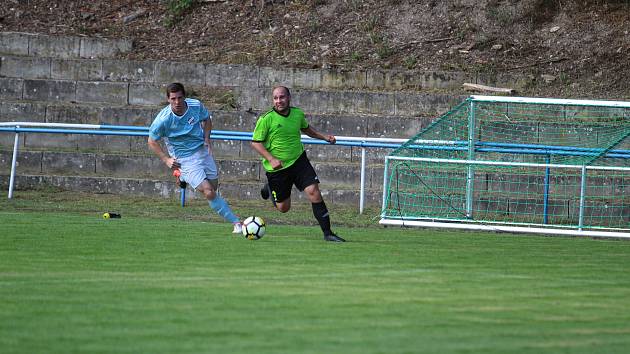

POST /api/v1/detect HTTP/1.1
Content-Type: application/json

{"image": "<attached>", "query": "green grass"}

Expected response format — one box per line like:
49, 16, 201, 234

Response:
1, 191, 630, 353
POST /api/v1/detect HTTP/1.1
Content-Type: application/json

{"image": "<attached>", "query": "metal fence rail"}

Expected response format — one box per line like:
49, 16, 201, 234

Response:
3, 122, 628, 215
1, 122, 406, 213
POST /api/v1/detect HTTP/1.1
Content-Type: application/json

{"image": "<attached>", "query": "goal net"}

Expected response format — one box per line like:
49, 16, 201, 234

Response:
380, 96, 630, 237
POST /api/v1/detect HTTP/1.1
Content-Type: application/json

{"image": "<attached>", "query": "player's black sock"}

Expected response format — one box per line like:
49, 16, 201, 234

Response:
312, 201, 332, 236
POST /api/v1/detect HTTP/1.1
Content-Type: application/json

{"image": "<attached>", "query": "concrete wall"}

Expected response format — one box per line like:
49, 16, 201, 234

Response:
1, 31, 527, 119
0, 31, 528, 206
1, 56, 465, 117
0, 31, 480, 91
0, 32, 133, 59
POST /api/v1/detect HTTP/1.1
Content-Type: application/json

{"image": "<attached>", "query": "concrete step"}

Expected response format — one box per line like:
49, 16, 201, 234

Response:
1, 53, 472, 90
0, 99, 157, 126
0, 75, 465, 117
0, 100, 432, 163
0, 32, 132, 59
0, 50, 477, 93
0, 31, 468, 207
0, 99, 435, 137
0, 144, 386, 207
1, 31, 529, 93
0, 149, 386, 190
0, 126, 396, 166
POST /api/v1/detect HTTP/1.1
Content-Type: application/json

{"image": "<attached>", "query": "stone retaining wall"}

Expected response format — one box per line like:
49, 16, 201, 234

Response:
0, 31, 528, 206
1, 32, 482, 92
0, 32, 133, 59
0, 76, 463, 117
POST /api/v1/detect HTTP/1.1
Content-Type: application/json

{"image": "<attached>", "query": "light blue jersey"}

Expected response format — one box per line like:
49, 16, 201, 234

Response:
149, 98, 210, 158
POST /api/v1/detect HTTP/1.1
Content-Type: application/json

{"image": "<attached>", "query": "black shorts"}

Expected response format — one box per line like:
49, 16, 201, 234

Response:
266, 151, 319, 203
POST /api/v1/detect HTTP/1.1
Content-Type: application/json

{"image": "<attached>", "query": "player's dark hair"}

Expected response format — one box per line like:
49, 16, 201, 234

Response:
166, 82, 186, 98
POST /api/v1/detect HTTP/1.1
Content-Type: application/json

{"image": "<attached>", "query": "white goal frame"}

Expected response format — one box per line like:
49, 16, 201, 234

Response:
380, 96, 630, 238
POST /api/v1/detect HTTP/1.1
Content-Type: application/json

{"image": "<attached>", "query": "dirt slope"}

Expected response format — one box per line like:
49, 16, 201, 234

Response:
1, 0, 629, 99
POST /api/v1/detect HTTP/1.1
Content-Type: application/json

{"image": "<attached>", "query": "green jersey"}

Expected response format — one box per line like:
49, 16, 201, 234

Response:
252, 107, 308, 172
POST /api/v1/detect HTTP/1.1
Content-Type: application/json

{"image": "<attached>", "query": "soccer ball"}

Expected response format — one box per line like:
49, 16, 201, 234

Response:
242, 216, 266, 240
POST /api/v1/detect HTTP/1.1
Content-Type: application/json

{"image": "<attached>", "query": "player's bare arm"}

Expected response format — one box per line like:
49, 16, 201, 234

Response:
301, 126, 336, 144
148, 137, 180, 170
203, 118, 213, 153
251, 141, 283, 170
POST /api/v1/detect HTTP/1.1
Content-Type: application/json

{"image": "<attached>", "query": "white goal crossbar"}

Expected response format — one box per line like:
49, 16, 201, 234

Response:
470, 95, 630, 108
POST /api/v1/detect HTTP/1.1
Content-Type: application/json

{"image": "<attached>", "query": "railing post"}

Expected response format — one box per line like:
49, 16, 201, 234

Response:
381, 157, 390, 217
8, 130, 20, 199
466, 100, 476, 219
543, 154, 551, 224
359, 144, 366, 214
578, 165, 587, 232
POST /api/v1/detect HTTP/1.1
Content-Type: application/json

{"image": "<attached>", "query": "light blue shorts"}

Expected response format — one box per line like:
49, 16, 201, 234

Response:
178, 146, 219, 189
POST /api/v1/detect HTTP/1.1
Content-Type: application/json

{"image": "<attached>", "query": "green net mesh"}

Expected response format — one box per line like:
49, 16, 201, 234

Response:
382, 97, 630, 231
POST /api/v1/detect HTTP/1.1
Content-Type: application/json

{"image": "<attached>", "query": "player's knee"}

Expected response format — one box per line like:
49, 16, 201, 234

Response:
277, 203, 290, 213
306, 190, 322, 202
278, 206, 290, 213
204, 189, 216, 200
310, 195, 323, 203
305, 185, 321, 198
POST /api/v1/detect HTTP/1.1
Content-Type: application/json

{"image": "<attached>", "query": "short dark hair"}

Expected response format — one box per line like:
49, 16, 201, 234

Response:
166, 82, 186, 98
273, 85, 291, 97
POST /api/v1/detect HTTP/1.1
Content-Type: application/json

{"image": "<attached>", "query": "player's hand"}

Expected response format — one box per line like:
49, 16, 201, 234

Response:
270, 158, 283, 170
166, 157, 181, 170
326, 135, 336, 144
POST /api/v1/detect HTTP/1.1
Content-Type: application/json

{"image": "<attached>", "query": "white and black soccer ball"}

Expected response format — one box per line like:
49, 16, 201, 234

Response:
242, 216, 266, 240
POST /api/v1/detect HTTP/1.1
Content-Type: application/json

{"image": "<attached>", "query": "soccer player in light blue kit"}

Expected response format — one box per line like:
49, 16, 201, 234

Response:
148, 82, 242, 234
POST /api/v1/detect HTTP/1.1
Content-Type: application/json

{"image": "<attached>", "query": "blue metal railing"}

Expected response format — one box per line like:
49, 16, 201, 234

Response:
2, 122, 628, 215
1, 122, 406, 213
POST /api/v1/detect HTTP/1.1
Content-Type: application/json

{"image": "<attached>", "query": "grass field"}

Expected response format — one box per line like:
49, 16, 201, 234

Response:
1, 190, 630, 353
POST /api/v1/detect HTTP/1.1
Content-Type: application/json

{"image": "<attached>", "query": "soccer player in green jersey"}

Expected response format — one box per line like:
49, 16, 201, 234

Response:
251, 86, 345, 242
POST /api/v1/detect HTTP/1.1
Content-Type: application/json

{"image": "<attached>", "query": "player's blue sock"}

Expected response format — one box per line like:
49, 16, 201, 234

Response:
209, 195, 239, 224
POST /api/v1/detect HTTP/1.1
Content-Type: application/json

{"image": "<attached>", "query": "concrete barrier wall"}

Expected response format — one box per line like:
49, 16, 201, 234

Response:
0, 148, 385, 185
0, 32, 133, 59
0, 100, 156, 125
4, 149, 627, 196
0, 32, 533, 119
0, 76, 463, 118
0, 30, 477, 92
0, 173, 385, 206
0, 31, 472, 125
0, 99, 430, 164
1, 31, 524, 92
2, 54, 471, 92
0, 31, 529, 205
